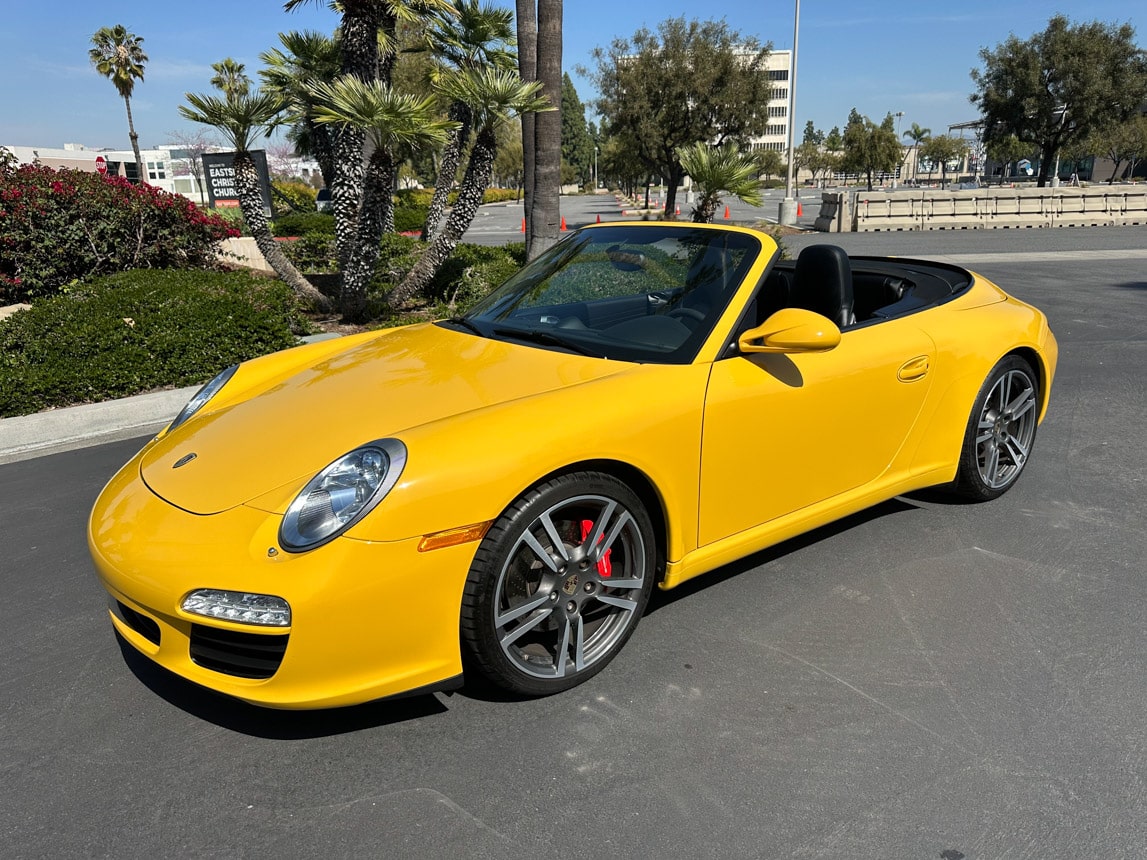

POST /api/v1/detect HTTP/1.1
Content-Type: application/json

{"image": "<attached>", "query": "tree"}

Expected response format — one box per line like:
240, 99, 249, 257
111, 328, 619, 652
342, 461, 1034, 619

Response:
561, 73, 594, 186
165, 127, 216, 203
971, 15, 1147, 187
260, 30, 342, 190
986, 133, 1031, 184
514, 0, 563, 259
418, 0, 516, 241
211, 58, 251, 99
179, 90, 330, 311
589, 17, 772, 218
801, 120, 824, 146
493, 118, 525, 191
1088, 116, 1147, 183
392, 67, 550, 304
89, 25, 148, 181
824, 126, 843, 152
598, 124, 644, 198
754, 148, 784, 182
902, 122, 930, 181
283, 0, 454, 266
840, 109, 901, 191
310, 77, 455, 319
677, 143, 762, 222
918, 134, 968, 189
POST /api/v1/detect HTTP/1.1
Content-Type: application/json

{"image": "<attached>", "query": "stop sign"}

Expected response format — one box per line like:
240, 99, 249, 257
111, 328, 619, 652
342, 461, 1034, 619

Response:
95, 155, 107, 175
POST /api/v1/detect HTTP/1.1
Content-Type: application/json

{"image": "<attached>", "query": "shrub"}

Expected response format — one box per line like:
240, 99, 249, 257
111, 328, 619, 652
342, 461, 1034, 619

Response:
367, 236, 524, 319
272, 179, 318, 213
0, 269, 309, 418
0, 164, 238, 303
395, 188, 434, 208
271, 211, 335, 237
394, 205, 428, 234
207, 205, 249, 236
280, 231, 339, 273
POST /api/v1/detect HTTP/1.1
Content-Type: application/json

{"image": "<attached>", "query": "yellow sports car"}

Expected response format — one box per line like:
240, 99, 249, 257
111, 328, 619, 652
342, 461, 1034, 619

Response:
89, 222, 1057, 708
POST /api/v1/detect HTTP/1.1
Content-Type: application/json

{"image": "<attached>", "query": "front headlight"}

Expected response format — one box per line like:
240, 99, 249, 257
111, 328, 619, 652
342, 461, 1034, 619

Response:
279, 439, 407, 552
167, 364, 239, 433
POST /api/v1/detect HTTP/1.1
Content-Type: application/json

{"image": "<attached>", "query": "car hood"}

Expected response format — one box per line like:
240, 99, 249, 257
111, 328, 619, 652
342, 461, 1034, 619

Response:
141, 324, 624, 515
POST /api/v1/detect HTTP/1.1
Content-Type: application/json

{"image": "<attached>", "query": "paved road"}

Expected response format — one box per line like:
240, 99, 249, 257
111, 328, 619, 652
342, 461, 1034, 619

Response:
3, 227, 1147, 857
461, 190, 819, 246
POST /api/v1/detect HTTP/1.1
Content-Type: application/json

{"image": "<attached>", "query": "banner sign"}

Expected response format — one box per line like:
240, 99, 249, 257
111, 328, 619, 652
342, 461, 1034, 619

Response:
202, 150, 273, 214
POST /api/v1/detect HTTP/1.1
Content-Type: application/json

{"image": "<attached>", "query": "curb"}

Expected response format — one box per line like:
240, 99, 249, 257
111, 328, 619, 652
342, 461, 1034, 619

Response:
0, 333, 346, 467
0, 385, 199, 466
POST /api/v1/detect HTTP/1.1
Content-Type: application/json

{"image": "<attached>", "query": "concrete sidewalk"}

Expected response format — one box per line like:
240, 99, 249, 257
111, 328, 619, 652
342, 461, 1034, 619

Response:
0, 385, 199, 465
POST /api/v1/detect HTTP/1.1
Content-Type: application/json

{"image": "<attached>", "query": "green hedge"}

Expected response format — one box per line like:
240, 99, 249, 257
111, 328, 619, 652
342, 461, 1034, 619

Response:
0, 269, 309, 418
271, 211, 335, 237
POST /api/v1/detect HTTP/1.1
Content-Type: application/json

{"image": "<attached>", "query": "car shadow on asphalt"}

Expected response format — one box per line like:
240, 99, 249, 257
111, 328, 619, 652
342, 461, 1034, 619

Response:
644, 496, 922, 614
115, 633, 449, 737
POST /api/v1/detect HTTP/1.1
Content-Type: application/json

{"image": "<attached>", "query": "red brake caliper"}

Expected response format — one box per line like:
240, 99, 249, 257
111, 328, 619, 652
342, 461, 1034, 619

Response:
580, 520, 612, 578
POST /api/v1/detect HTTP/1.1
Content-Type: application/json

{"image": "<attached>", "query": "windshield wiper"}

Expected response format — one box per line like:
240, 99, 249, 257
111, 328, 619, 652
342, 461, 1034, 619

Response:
445, 316, 486, 336
491, 326, 605, 358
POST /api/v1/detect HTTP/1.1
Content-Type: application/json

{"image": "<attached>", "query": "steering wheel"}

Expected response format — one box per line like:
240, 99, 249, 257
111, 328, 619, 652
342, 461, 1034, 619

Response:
666, 307, 706, 327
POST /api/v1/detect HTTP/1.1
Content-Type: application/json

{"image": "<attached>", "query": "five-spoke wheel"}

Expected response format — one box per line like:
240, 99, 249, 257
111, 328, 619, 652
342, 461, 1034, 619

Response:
955, 355, 1039, 500
461, 472, 655, 695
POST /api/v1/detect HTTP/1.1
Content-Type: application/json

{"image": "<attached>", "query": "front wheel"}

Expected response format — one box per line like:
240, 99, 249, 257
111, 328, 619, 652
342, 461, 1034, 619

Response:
953, 355, 1039, 500
461, 472, 655, 696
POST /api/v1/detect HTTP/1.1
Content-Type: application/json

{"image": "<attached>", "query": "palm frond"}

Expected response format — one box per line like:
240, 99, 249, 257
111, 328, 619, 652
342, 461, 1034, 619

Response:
179, 90, 287, 152
308, 76, 457, 150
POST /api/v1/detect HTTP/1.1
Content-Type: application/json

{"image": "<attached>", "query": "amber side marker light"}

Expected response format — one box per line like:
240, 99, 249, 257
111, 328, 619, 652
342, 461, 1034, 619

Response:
418, 522, 492, 553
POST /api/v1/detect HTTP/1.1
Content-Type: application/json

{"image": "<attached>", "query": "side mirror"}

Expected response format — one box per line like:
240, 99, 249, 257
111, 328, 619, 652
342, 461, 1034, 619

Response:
738, 307, 841, 354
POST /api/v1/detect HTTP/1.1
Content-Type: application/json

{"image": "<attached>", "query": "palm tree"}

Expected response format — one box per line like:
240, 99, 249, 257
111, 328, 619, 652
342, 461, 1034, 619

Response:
677, 143, 763, 223
210, 58, 251, 100
419, 0, 516, 241
310, 77, 456, 321
89, 25, 148, 181
514, 1, 537, 251
529, 0, 562, 258
392, 67, 550, 306
260, 30, 342, 190
284, 0, 456, 270
179, 90, 330, 311
903, 122, 931, 182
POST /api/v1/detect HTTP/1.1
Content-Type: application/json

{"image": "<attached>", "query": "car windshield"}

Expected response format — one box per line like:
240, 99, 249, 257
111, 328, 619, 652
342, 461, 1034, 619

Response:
446, 225, 763, 364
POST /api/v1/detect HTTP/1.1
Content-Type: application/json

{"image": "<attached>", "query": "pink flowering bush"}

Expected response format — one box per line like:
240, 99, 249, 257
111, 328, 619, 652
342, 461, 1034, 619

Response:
0, 164, 239, 303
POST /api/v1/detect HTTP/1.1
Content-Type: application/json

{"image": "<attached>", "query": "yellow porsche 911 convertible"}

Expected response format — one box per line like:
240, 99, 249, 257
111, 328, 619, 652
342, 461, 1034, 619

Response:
89, 222, 1057, 708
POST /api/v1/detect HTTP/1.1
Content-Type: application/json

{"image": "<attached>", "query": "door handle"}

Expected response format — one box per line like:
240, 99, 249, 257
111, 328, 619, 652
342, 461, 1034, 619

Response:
897, 355, 930, 382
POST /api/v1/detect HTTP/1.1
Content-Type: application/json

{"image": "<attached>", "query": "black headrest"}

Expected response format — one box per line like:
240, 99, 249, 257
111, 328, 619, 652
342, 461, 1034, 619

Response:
793, 244, 854, 328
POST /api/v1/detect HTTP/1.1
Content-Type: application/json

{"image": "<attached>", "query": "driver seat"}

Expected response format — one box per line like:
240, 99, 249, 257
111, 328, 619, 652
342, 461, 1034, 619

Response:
791, 244, 855, 328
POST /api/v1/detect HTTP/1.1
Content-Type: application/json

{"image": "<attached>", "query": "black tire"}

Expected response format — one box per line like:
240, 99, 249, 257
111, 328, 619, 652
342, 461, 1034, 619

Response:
461, 471, 656, 696
953, 355, 1039, 501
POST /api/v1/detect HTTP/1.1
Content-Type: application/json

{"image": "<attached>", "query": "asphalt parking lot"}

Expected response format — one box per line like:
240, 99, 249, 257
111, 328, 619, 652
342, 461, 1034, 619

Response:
2, 225, 1146, 858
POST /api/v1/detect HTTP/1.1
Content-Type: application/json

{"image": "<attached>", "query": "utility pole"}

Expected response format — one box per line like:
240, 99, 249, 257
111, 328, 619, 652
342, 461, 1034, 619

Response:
778, 0, 800, 226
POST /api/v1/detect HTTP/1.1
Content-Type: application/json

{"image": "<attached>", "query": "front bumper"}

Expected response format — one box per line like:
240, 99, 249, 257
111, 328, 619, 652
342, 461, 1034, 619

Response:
88, 453, 474, 709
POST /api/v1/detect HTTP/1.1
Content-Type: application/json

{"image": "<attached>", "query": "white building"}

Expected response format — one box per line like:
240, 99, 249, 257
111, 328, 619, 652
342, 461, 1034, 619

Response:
747, 49, 792, 154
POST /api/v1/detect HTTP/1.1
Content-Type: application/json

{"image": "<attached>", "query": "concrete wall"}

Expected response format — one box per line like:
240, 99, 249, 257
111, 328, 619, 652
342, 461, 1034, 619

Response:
820, 186, 1147, 232
218, 237, 273, 273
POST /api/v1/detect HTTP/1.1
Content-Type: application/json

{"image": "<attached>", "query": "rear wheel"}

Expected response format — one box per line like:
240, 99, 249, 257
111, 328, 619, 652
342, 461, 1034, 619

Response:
461, 472, 655, 695
953, 355, 1039, 500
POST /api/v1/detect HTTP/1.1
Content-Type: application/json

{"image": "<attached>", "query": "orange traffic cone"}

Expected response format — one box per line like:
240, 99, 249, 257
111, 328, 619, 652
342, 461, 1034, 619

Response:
723, 205, 730, 220
797, 201, 803, 217
560, 216, 567, 231
675, 205, 680, 216
596, 214, 601, 223
520, 217, 526, 233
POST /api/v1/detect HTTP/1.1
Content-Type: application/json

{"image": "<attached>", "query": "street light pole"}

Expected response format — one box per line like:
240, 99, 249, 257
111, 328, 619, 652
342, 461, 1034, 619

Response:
779, 0, 800, 226
893, 111, 904, 188
594, 146, 598, 190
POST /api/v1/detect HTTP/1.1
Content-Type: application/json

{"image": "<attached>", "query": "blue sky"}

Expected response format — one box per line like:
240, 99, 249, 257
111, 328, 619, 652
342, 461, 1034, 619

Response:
0, 0, 1140, 151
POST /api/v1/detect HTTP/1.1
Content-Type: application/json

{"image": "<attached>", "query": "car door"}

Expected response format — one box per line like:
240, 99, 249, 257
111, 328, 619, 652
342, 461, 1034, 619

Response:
697, 318, 936, 547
